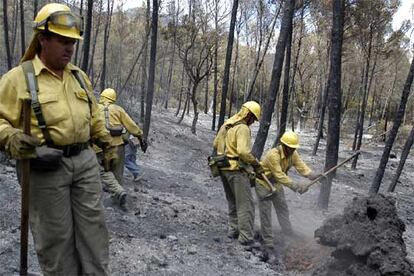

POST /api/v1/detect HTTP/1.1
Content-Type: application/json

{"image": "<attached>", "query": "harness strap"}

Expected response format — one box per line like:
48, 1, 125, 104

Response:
72, 70, 93, 117
21, 61, 93, 146
21, 61, 54, 146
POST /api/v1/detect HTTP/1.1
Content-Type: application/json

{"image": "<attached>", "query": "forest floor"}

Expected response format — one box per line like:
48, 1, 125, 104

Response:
0, 107, 413, 275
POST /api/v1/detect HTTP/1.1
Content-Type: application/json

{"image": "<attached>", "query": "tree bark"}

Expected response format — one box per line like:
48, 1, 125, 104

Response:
100, 0, 114, 91
388, 125, 414, 192
140, 0, 151, 123
212, 0, 219, 131
19, 0, 26, 56
143, 0, 159, 139
317, 0, 345, 209
274, 21, 293, 147
74, 0, 83, 65
218, 0, 239, 129
252, 0, 295, 159
352, 25, 373, 169
3, 0, 12, 70
81, 0, 93, 72
370, 56, 414, 194
33, 0, 38, 19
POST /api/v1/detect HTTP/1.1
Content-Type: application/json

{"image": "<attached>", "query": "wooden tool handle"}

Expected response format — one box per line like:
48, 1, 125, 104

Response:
304, 151, 361, 190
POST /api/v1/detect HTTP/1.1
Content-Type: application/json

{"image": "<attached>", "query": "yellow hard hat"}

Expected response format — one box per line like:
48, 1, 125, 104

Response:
33, 3, 83, 40
280, 131, 299, 148
101, 88, 117, 102
242, 101, 261, 120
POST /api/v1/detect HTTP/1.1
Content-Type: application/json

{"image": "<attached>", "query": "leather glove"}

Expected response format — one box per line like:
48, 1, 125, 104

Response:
6, 131, 40, 159
139, 137, 148, 153
307, 172, 322, 181
103, 146, 118, 171
35, 146, 63, 162
253, 164, 264, 178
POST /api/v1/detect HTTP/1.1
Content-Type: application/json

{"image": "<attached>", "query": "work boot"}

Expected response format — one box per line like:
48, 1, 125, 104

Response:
259, 246, 278, 263
239, 240, 261, 252
118, 192, 127, 210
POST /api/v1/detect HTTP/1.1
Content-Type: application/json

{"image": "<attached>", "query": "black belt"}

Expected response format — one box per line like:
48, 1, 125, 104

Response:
52, 142, 90, 157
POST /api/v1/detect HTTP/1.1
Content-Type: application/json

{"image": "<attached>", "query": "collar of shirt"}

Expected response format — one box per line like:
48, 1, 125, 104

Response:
32, 54, 78, 78
277, 145, 287, 160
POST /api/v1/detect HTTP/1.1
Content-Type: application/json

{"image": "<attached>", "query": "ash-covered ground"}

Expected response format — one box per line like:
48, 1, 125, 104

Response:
0, 108, 413, 275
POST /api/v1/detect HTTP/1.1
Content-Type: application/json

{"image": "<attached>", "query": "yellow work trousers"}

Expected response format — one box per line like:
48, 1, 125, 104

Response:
25, 148, 110, 275
220, 170, 255, 243
255, 183, 293, 248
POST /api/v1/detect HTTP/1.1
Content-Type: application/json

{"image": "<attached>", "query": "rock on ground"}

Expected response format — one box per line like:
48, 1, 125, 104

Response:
313, 194, 414, 276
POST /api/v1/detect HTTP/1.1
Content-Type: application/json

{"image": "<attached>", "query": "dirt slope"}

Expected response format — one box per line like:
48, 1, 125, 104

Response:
0, 108, 413, 275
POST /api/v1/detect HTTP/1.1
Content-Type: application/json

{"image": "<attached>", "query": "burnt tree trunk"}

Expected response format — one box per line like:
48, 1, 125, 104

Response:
252, 0, 295, 158
370, 56, 414, 194
140, 0, 151, 123
3, 0, 12, 70
388, 125, 414, 192
19, 0, 26, 56
212, 0, 219, 131
143, 0, 159, 139
318, 0, 345, 209
100, 0, 114, 91
81, 0, 93, 72
218, 0, 239, 129
274, 21, 293, 147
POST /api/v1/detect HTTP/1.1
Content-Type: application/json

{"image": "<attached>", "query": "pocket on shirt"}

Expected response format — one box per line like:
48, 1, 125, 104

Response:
74, 89, 91, 121
37, 94, 66, 125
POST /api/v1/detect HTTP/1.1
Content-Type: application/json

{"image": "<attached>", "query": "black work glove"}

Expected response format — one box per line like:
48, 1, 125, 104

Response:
139, 137, 148, 153
253, 164, 264, 177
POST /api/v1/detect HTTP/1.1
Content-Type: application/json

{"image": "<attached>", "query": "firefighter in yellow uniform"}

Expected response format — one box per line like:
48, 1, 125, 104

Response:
0, 3, 115, 275
97, 88, 147, 187
256, 131, 319, 250
213, 101, 264, 249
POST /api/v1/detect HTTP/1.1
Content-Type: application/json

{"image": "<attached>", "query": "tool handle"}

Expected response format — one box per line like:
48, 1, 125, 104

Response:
20, 99, 31, 275
261, 173, 276, 192
303, 151, 361, 190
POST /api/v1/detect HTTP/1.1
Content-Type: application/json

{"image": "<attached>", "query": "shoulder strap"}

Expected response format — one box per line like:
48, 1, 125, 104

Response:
103, 104, 112, 129
21, 61, 54, 146
72, 70, 92, 116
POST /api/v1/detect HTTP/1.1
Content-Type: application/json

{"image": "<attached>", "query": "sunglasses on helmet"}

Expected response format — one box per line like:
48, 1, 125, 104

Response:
34, 11, 84, 35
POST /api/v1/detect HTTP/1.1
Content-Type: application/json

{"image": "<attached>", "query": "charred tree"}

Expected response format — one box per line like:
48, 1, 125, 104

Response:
143, 0, 159, 139
388, 125, 414, 192
3, 0, 12, 70
252, 0, 295, 158
212, 0, 219, 131
370, 56, 414, 194
74, 0, 83, 65
274, 20, 293, 146
100, 0, 114, 91
19, 0, 26, 56
218, 0, 239, 129
317, 0, 345, 209
81, 0, 93, 72
140, 0, 151, 123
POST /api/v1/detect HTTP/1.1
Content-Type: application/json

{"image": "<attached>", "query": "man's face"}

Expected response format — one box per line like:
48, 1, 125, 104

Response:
246, 113, 257, 126
39, 33, 76, 71
283, 144, 296, 157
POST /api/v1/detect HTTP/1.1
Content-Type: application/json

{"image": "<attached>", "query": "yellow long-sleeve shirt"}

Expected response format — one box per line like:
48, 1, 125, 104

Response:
0, 55, 110, 147
257, 145, 312, 190
98, 99, 143, 147
213, 122, 257, 170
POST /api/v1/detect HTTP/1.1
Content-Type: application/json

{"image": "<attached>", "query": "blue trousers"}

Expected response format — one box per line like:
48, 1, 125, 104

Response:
125, 147, 140, 177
